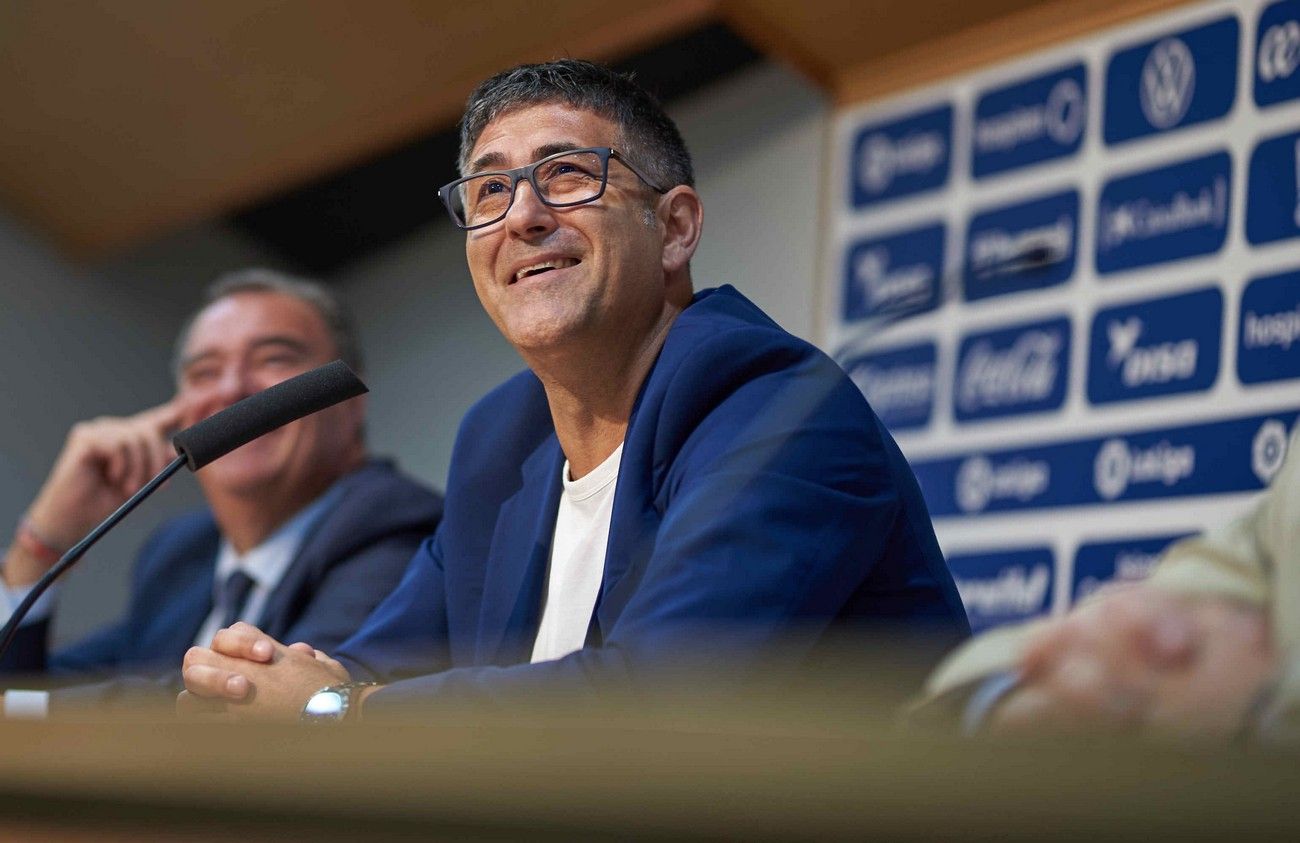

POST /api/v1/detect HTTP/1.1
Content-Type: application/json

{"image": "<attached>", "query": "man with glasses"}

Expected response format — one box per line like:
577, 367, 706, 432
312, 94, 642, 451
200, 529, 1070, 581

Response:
178, 60, 967, 723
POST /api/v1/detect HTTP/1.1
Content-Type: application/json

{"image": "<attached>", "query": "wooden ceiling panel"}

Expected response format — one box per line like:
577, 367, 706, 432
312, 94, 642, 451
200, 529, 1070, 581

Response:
0, 0, 1198, 261
0, 0, 715, 258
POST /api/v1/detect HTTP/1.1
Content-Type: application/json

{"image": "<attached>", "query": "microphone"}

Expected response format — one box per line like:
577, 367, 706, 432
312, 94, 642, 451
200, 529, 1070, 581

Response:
173, 359, 367, 470
0, 360, 368, 661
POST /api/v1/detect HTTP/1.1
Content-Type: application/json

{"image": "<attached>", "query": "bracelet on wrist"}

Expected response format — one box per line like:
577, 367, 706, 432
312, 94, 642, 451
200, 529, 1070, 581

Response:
14, 518, 65, 566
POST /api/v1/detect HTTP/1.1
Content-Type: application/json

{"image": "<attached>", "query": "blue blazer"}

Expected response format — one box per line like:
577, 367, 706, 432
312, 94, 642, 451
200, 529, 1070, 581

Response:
1, 461, 442, 692
339, 287, 968, 714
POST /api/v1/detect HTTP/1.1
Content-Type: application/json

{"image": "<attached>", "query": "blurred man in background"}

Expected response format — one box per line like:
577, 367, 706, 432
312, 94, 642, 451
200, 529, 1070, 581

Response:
179, 59, 968, 723
919, 426, 1300, 743
1, 269, 442, 715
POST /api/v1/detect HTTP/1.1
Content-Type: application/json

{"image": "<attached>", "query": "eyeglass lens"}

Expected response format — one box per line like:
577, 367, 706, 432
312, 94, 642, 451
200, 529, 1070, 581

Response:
453, 150, 606, 227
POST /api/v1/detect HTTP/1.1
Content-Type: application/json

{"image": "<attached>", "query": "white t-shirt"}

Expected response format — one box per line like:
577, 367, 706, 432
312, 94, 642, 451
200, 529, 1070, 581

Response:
530, 443, 623, 664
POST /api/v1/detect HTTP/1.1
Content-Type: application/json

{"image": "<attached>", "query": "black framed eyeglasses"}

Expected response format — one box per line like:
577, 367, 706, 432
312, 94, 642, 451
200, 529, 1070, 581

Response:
438, 146, 668, 230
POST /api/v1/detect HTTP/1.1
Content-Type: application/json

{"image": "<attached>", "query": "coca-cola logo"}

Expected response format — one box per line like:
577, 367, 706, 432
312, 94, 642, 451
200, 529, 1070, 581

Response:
956, 329, 1065, 414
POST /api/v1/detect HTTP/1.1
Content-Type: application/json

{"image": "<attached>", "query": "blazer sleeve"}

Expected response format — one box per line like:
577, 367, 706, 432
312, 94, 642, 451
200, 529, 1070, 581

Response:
276, 527, 431, 657
334, 531, 453, 683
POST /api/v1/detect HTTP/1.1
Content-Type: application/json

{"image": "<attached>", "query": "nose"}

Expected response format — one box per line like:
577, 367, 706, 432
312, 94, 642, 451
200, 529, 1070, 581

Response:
503, 177, 557, 239
212, 363, 257, 408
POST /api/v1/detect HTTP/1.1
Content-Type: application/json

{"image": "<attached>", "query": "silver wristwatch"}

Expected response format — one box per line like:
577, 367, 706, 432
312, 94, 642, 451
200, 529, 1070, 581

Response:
301, 681, 376, 724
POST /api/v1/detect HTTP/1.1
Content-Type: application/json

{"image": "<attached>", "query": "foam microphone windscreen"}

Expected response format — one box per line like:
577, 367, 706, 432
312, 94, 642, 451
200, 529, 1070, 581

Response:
171, 360, 367, 471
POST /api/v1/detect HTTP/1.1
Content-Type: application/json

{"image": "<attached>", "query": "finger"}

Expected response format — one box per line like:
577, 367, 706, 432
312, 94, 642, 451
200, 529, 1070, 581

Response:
1019, 618, 1078, 679
126, 432, 152, 491
314, 650, 344, 672
182, 662, 251, 700
288, 642, 316, 656
102, 437, 127, 488
176, 690, 234, 721
211, 625, 277, 662
1096, 590, 1196, 669
146, 398, 186, 432
1039, 654, 1145, 727
991, 685, 1076, 734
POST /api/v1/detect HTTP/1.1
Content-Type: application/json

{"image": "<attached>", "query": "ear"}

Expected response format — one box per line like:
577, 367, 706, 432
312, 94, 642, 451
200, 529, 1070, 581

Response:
658, 186, 703, 276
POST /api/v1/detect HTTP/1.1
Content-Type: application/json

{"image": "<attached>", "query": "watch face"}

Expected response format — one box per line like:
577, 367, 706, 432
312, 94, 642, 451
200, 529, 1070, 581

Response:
304, 690, 345, 718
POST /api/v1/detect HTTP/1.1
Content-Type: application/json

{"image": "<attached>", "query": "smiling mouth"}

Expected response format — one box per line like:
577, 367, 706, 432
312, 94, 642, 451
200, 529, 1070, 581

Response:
513, 258, 580, 284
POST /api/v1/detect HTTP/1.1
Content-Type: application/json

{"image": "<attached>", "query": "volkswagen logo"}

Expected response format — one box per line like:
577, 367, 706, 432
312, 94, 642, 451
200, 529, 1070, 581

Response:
1140, 38, 1196, 129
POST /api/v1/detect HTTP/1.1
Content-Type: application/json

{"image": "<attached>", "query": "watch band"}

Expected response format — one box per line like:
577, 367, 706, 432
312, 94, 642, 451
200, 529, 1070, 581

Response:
300, 681, 377, 725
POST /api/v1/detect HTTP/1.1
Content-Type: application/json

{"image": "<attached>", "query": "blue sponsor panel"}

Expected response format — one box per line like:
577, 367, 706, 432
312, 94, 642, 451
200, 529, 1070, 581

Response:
1096, 151, 1231, 274
1072, 534, 1191, 605
1239, 269, 1300, 384
841, 223, 944, 324
849, 105, 953, 208
1087, 287, 1223, 404
1256, 0, 1300, 108
1247, 131, 1300, 245
1103, 16, 1239, 145
912, 409, 1299, 517
841, 342, 937, 432
953, 316, 1071, 422
972, 62, 1087, 178
964, 190, 1079, 301
948, 548, 1054, 632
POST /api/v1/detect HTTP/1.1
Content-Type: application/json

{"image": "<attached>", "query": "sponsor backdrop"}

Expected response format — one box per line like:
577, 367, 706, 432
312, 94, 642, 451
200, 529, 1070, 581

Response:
827, 0, 1300, 632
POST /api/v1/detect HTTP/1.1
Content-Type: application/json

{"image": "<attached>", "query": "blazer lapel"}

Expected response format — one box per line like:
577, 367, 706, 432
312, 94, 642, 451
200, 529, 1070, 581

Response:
475, 435, 565, 666
136, 545, 218, 660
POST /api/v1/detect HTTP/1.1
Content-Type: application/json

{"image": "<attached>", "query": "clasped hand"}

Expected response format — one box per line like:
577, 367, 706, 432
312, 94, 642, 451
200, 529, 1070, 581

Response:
992, 585, 1276, 739
178, 622, 350, 721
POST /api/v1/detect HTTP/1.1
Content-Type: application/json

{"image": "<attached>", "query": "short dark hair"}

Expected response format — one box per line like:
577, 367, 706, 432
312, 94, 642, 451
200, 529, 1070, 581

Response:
458, 59, 694, 191
172, 268, 363, 378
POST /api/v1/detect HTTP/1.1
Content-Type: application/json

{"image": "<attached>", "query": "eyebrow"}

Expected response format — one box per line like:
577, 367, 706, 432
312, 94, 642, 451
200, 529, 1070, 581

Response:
179, 336, 312, 371
468, 142, 585, 174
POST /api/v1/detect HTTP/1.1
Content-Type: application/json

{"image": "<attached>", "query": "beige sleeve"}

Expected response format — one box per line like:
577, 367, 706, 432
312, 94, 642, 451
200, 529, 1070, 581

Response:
920, 425, 1299, 707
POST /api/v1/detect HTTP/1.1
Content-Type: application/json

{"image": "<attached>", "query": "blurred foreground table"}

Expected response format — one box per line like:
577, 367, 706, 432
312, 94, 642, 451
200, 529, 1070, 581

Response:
0, 694, 1297, 841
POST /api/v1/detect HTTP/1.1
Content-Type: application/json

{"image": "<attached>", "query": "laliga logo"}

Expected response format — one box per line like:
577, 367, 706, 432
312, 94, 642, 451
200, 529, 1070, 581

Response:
1140, 37, 1196, 129
1094, 437, 1195, 501
857, 130, 945, 195
956, 456, 995, 513
956, 455, 1050, 513
1260, 20, 1300, 83
1252, 420, 1290, 484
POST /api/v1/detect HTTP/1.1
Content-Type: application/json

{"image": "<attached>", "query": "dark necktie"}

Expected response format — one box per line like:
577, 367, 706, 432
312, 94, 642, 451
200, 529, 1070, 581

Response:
218, 570, 257, 630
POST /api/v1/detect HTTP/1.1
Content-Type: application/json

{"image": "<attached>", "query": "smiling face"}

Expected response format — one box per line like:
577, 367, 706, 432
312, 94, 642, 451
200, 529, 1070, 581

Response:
463, 103, 674, 358
176, 290, 365, 505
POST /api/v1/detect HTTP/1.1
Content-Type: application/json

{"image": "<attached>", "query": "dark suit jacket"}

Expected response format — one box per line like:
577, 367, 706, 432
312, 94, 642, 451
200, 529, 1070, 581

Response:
337, 287, 968, 715
1, 461, 442, 699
